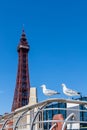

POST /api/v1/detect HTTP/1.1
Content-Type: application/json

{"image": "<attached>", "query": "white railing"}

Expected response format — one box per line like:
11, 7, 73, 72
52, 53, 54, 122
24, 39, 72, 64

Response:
0, 98, 87, 130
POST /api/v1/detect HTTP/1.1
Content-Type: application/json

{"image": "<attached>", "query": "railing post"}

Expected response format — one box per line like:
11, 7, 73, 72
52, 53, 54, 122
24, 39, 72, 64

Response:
30, 103, 48, 130
14, 109, 29, 130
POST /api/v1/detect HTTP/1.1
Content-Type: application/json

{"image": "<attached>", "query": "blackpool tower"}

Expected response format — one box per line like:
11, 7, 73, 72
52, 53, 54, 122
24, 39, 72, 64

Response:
11, 30, 30, 111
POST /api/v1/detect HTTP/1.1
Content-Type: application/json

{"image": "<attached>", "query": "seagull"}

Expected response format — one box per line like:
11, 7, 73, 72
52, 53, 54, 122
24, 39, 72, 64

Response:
61, 83, 81, 97
41, 84, 60, 97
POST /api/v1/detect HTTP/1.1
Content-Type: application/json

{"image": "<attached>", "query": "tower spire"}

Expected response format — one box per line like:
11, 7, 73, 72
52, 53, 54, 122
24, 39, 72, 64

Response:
11, 30, 30, 111
22, 24, 25, 32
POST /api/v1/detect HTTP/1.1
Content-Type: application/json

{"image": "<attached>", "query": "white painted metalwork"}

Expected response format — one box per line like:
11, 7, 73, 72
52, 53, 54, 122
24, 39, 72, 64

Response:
0, 98, 87, 130
50, 123, 57, 130
14, 109, 29, 130
62, 113, 76, 130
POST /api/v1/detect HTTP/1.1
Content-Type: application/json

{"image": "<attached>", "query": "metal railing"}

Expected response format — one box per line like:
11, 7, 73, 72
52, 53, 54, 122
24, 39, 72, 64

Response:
0, 98, 87, 130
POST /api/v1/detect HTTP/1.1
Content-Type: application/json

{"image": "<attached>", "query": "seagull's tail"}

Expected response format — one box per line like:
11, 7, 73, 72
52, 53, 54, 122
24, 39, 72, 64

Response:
57, 92, 60, 94
77, 92, 81, 95
78, 92, 82, 98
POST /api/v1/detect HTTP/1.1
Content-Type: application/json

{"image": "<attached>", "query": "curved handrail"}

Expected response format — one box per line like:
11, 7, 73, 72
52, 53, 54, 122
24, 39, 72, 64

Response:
1, 114, 14, 130
1, 98, 87, 130
50, 123, 57, 130
14, 109, 29, 130
30, 103, 48, 130
62, 113, 76, 130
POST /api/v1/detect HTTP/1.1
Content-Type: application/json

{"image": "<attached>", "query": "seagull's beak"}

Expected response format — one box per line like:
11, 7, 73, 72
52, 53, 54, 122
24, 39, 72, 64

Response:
61, 83, 64, 87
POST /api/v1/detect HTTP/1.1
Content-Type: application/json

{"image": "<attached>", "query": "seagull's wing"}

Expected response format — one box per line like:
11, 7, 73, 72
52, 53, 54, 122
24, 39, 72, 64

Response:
47, 88, 56, 92
65, 87, 79, 95
43, 89, 53, 96
43, 88, 59, 96
46, 88, 60, 94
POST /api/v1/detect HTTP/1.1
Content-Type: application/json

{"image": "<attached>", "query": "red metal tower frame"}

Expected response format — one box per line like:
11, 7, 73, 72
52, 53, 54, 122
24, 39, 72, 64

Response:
11, 30, 30, 111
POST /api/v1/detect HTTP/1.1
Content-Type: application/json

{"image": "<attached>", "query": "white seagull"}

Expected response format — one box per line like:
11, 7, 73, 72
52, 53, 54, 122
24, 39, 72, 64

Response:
61, 83, 80, 97
41, 84, 60, 97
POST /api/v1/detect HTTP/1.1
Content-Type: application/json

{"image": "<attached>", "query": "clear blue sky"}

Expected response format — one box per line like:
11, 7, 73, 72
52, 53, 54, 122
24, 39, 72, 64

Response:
0, 0, 87, 115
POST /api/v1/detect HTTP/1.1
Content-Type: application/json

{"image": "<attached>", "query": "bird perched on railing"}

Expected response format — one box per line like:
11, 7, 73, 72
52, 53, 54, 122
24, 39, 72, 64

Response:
41, 84, 60, 97
61, 83, 81, 97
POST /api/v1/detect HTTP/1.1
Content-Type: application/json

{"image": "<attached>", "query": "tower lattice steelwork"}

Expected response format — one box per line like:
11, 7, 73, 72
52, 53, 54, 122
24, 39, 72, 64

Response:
11, 30, 30, 111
